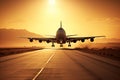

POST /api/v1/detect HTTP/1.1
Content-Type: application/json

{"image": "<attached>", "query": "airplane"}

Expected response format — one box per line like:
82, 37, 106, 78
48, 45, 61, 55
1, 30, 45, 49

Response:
26, 21, 105, 47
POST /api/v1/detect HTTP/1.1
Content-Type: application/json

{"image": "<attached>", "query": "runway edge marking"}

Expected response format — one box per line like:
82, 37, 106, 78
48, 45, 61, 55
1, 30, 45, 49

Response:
32, 53, 55, 80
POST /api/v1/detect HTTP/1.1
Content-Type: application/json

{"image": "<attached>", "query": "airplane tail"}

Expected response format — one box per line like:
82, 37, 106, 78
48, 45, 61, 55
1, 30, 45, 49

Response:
60, 21, 62, 28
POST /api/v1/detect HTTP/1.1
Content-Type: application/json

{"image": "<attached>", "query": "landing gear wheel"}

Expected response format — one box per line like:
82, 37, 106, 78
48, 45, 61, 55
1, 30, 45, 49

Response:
52, 45, 55, 47
68, 41, 71, 47
52, 41, 55, 47
68, 44, 71, 47
60, 44, 63, 47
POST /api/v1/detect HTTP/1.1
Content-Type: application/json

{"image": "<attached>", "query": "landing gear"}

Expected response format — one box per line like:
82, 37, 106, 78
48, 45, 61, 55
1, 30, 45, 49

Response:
60, 44, 63, 47
52, 45, 55, 47
68, 41, 71, 47
68, 44, 71, 47
51, 41, 55, 47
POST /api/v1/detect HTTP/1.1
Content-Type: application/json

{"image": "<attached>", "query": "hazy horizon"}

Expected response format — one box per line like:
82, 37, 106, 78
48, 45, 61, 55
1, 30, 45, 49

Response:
0, 28, 120, 48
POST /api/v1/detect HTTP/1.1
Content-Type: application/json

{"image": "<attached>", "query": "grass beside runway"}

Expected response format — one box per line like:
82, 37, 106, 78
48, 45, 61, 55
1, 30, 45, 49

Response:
76, 47, 120, 61
0, 47, 43, 57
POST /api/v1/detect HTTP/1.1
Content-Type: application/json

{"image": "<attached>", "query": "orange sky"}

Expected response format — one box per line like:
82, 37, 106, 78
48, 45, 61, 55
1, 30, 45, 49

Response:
0, 0, 120, 39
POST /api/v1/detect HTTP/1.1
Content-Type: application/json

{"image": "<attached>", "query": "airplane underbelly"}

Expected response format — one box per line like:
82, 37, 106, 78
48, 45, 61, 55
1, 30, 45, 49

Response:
56, 29, 66, 44
56, 37, 66, 44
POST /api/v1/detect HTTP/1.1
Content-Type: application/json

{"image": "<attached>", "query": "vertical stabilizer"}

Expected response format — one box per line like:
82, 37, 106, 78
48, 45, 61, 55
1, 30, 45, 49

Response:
60, 21, 62, 28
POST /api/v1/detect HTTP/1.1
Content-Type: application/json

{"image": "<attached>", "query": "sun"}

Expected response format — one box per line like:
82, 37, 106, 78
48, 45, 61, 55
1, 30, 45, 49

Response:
49, 0, 55, 5
48, 0, 57, 14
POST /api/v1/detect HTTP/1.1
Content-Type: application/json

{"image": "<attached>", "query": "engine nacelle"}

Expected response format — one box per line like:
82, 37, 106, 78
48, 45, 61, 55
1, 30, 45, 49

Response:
73, 40, 77, 43
81, 39, 85, 42
29, 39, 33, 42
90, 38, 94, 42
46, 40, 50, 43
39, 40, 42, 43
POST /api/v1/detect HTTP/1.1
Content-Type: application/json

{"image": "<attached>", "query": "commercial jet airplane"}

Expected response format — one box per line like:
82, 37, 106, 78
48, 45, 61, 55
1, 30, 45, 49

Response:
27, 21, 105, 47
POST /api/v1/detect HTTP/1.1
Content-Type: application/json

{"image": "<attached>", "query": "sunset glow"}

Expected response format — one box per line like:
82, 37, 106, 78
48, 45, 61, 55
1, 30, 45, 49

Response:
0, 0, 120, 39
49, 0, 55, 5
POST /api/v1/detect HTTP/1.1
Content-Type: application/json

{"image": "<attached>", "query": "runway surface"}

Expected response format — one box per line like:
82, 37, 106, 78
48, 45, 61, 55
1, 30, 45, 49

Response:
0, 49, 120, 80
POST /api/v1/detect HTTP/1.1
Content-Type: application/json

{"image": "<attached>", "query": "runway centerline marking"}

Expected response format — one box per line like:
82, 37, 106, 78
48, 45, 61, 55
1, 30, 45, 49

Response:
32, 53, 55, 80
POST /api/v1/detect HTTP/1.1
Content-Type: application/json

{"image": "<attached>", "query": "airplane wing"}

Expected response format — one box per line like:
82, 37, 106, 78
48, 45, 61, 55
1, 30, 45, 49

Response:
21, 37, 56, 43
67, 36, 105, 42
67, 34, 77, 37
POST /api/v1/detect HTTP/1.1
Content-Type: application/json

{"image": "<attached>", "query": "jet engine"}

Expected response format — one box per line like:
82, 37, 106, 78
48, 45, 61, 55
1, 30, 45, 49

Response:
29, 39, 33, 42
46, 40, 50, 43
90, 38, 94, 42
81, 39, 85, 42
73, 40, 77, 43
39, 40, 42, 43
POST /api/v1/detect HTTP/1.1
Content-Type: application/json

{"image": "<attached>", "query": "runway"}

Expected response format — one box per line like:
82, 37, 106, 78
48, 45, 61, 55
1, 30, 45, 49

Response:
0, 49, 120, 80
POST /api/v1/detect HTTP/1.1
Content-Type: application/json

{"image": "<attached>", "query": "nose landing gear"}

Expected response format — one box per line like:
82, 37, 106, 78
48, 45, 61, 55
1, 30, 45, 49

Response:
68, 41, 71, 47
68, 44, 71, 47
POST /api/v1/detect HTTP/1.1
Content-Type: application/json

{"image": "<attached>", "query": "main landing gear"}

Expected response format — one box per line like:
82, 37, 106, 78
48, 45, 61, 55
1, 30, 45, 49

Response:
52, 45, 55, 47
60, 44, 63, 47
51, 42, 55, 47
68, 41, 71, 47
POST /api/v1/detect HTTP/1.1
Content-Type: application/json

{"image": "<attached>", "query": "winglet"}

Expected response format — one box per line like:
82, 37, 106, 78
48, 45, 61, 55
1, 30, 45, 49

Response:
60, 21, 62, 28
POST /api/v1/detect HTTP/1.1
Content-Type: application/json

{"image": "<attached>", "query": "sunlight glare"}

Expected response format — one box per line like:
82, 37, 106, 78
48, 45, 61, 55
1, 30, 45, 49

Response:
49, 0, 55, 5
48, 0, 57, 15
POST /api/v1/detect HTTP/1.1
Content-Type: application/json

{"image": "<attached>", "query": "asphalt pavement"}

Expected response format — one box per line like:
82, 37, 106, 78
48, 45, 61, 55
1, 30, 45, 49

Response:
0, 49, 120, 80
